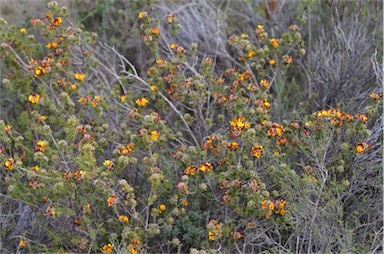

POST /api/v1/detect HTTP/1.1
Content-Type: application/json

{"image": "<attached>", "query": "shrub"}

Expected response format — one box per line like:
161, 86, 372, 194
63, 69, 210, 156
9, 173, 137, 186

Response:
0, 1, 382, 253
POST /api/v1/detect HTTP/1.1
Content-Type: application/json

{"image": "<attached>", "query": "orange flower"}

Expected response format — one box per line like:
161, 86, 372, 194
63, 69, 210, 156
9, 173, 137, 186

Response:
251, 145, 263, 158
136, 97, 148, 106
4, 125, 12, 132
355, 142, 370, 154
277, 136, 287, 145
107, 194, 118, 207
151, 27, 159, 35
267, 124, 285, 137
269, 38, 279, 48
51, 17, 62, 27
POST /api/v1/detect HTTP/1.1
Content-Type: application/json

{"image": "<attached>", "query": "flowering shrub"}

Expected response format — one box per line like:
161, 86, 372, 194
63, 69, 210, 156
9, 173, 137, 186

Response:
0, 1, 382, 253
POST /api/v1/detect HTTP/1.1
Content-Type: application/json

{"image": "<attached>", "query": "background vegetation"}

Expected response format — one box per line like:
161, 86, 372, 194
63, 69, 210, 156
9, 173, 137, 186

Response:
0, 0, 382, 253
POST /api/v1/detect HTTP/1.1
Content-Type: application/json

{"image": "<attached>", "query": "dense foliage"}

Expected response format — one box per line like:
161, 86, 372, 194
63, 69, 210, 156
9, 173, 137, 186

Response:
0, 0, 382, 253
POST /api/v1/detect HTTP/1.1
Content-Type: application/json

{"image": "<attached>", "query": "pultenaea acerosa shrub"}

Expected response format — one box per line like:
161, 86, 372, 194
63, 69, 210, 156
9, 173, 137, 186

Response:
0, 1, 382, 253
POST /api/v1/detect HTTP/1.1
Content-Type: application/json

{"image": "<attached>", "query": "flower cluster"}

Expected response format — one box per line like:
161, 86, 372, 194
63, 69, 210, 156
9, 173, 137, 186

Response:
313, 108, 352, 127
102, 243, 113, 254
78, 95, 101, 107
226, 141, 240, 151
207, 219, 222, 241
201, 135, 222, 154
35, 140, 47, 152
266, 123, 285, 137
129, 239, 142, 254
261, 198, 286, 218
229, 116, 250, 138
118, 215, 129, 223
63, 170, 86, 181
369, 92, 382, 100
118, 143, 134, 155
184, 163, 213, 175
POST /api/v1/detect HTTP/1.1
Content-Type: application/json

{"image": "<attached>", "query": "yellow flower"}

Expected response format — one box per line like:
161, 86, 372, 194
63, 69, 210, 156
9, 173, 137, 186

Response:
28, 94, 40, 104
31, 165, 40, 172
269, 59, 276, 65
4, 125, 12, 132
119, 215, 129, 223
102, 243, 114, 254
260, 79, 270, 87
4, 158, 15, 170
170, 43, 177, 50
151, 130, 160, 141
270, 38, 279, 48
355, 142, 370, 154
20, 28, 26, 33
208, 231, 215, 241
150, 85, 158, 92
159, 204, 166, 211
74, 73, 86, 81
46, 41, 58, 49
34, 66, 44, 77
103, 160, 111, 166
121, 94, 127, 102
248, 50, 255, 58
71, 84, 77, 90
19, 239, 28, 247
138, 11, 148, 18
136, 97, 148, 107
